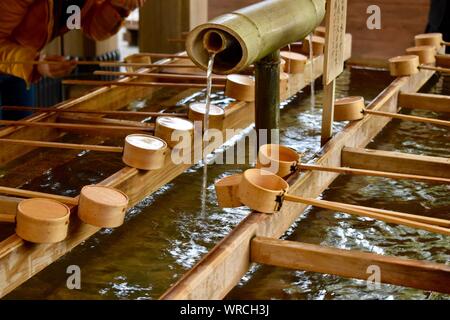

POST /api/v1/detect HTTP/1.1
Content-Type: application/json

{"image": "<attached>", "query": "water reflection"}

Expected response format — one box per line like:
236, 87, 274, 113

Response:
4, 69, 449, 300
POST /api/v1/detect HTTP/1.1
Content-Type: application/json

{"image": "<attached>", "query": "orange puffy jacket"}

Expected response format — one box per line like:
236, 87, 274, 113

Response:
0, 0, 129, 84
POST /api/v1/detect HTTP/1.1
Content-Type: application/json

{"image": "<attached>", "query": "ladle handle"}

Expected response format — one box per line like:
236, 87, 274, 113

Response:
364, 109, 450, 127
0, 119, 153, 132
0, 139, 123, 153
283, 194, 450, 236
0, 214, 15, 224
337, 202, 450, 228
0, 186, 79, 206
62, 80, 226, 89
298, 164, 450, 184
1, 106, 188, 118
419, 65, 450, 74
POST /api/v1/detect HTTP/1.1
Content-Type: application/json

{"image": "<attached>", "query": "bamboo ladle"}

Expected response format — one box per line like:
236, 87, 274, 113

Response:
256, 144, 450, 184
389, 55, 450, 77
280, 51, 308, 74
333, 96, 450, 127
415, 33, 450, 49
214, 174, 450, 228
0, 185, 130, 234
233, 169, 450, 236
1, 106, 187, 118
62, 79, 226, 90
405, 46, 437, 64
0, 134, 169, 171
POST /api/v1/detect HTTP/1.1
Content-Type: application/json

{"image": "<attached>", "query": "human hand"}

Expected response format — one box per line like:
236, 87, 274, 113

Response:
110, 0, 147, 11
37, 55, 77, 78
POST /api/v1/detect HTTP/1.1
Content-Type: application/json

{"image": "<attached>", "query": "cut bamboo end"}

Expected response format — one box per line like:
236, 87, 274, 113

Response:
122, 134, 168, 170
188, 103, 225, 130
16, 198, 71, 244
238, 169, 289, 214
280, 51, 308, 74
300, 35, 325, 56
214, 174, 243, 208
414, 33, 443, 49
257, 144, 300, 178
389, 55, 420, 77
155, 116, 194, 149
78, 186, 129, 228
334, 96, 365, 121
225, 74, 255, 102
405, 46, 436, 64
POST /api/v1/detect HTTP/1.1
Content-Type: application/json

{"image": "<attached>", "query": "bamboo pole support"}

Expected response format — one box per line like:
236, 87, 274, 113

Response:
62, 80, 226, 90
255, 51, 281, 146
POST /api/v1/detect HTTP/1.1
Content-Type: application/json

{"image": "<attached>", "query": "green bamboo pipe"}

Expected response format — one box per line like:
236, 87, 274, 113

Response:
186, 0, 326, 74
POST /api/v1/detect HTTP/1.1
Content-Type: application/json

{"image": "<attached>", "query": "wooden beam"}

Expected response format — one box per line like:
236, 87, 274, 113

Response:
161, 69, 435, 300
251, 237, 450, 294
436, 54, 450, 68
342, 147, 450, 179
321, 80, 336, 146
399, 92, 450, 113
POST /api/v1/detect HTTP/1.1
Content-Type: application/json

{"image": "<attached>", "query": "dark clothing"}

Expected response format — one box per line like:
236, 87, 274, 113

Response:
0, 75, 34, 120
426, 0, 450, 53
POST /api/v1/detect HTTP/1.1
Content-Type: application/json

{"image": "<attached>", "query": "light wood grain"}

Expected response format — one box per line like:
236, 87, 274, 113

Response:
399, 92, 450, 113
342, 147, 450, 179
251, 237, 450, 294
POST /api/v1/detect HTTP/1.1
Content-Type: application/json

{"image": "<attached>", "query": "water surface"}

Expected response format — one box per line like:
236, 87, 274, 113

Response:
3, 69, 449, 300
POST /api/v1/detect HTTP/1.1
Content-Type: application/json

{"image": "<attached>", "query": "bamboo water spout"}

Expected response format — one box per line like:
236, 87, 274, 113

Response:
186, 0, 326, 74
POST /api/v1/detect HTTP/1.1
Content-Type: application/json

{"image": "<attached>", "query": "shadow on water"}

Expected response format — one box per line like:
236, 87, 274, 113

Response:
3, 69, 449, 300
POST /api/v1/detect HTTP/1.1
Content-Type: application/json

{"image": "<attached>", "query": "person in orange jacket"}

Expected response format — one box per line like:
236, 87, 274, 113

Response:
0, 0, 147, 120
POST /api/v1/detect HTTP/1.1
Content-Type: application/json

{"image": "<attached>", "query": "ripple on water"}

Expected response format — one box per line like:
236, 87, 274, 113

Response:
4, 69, 449, 300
